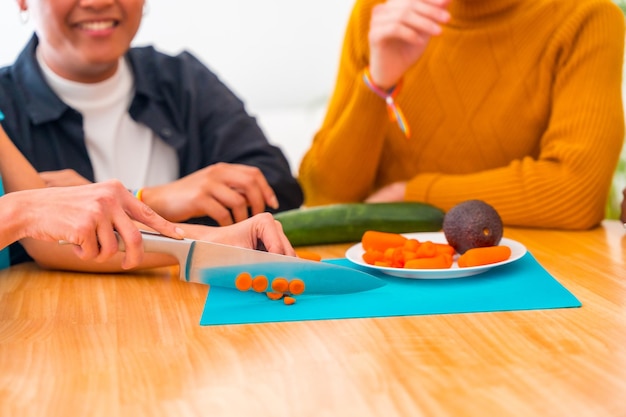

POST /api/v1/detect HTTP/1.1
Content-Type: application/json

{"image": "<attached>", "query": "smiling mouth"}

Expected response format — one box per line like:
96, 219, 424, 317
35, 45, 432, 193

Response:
77, 20, 118, 30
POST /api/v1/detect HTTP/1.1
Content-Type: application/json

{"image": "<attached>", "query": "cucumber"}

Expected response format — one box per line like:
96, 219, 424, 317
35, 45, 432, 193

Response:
273, 202, 445, 246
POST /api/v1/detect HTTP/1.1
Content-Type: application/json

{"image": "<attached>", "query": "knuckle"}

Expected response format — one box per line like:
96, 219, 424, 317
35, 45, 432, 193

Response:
97, 244, 117, 261
255, 212, 274, 223
125, 229, 143, 247
140, 201, 156, 216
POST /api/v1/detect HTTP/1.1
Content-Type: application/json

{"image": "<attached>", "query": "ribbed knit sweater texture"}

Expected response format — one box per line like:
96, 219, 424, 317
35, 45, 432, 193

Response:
299, 0, 625, 229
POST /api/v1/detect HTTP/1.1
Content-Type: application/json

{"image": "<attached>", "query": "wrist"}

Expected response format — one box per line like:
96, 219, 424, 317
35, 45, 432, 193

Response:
136, 186, 153, 207
366, 68, 397, 92
135, 186, 165, 219
129, 188, 144, 202
0, 191, 31, 245
134, 188, 144, 202
362, 67, 411, 138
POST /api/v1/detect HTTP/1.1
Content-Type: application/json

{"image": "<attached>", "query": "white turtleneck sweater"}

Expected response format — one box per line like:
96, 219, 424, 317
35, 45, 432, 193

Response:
37, 50, 178, 189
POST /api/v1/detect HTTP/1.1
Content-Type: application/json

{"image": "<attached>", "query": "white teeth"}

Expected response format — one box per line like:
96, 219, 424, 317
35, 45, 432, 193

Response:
79, 21, 115, 30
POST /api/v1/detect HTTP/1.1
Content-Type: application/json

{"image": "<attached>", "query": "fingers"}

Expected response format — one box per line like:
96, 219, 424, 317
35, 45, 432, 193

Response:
273, 220, 296, 257
109, 226, 143, 269
121, 190, 185, 239
177, 213, 295, 257
371, 0, 450, 41
204, 182, 248, 225
93, 222, 124, 264
151, 163, 278, 225
63, 180, 180, 268
365, 181, 407, 203
68, 224, 101, 261
202, 197, 236, 226
251, 213, 296, 257
110, 181, 184, 268
209, 163, 278, 216
368, 0, 451, 90
71, 222, 141, 270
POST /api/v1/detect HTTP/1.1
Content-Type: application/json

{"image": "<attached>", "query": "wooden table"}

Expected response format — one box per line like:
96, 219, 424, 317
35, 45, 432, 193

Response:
1, 221, 625, 417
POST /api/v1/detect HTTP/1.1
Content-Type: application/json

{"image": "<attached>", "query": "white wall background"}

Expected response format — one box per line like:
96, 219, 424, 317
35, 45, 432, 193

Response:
0, 0, 355, 172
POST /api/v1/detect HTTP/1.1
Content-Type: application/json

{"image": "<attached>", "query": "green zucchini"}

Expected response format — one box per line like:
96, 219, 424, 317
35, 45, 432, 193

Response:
273, 202, 445, 246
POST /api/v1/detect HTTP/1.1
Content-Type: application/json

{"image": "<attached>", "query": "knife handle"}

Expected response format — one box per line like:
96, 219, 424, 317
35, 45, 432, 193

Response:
116, 230, 193, 281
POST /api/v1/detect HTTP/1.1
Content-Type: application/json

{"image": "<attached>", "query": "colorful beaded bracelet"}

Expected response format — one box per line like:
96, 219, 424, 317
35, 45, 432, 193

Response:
362, 67, 411, 139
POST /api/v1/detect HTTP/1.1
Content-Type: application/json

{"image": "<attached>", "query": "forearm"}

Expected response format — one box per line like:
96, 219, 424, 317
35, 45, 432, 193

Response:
406, 156, 615, 229
300, 1, 396, 205
0, 126, 46, 192
22, 218, 245, 273
21, 238, 178, 272
299, 77, 391, 205
0, 193, 29, 250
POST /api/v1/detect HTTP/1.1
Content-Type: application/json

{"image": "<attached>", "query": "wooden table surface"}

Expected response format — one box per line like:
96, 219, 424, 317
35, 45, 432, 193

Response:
1, 220, 625, 417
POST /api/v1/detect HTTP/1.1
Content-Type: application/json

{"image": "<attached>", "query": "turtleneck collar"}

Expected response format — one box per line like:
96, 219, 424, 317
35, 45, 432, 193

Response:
448, 0, 525, 25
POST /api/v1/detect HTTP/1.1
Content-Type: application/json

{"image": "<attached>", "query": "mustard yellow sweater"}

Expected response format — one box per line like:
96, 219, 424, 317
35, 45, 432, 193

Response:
299, 0, 625, 229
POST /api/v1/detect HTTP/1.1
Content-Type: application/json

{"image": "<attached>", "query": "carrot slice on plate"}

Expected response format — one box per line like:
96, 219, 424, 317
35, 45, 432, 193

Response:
457, 246, 511, 268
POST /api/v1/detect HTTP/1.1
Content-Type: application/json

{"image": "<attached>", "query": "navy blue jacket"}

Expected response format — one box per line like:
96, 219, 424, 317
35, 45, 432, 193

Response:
0, 35, 303, 265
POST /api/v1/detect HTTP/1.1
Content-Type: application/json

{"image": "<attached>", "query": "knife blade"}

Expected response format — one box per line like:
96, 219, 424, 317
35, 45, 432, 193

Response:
119, 231, 386, 295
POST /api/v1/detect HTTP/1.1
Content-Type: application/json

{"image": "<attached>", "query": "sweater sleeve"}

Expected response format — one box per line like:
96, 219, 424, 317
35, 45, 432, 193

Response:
298, 0, 392, 205
405, 2, 625, 229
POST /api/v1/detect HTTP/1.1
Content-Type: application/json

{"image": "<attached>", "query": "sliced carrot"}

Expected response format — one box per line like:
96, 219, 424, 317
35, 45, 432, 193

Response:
266, 291, 284, 300
403, 238, 420, 252
383, 247, 396, 262
403, 250, 418, 262
441, 253, 453, 268
295, 249, 322, 262
251, 275, 269, 292
362, 249, 385, 265
234, 272, 253, 291
288, 279, 306, 295
390, 247, 405, 268
271, 277, 289, 293
434, 243, 455, 256
415, 240, 437, 258
405, 254, 453, 269
283, 296, 296, 305
457, 246, 512, 268
361, 230, 407, 252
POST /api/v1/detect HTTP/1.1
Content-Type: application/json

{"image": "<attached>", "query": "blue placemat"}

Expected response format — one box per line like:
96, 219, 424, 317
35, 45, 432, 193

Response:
199, 252, 581, 326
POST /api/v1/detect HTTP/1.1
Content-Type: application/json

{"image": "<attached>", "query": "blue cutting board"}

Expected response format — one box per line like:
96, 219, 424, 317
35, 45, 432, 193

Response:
199, 252, 581, 326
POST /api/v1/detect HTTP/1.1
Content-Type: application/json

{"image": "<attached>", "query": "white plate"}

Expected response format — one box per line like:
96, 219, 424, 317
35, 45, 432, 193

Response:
345, 232, 527, 279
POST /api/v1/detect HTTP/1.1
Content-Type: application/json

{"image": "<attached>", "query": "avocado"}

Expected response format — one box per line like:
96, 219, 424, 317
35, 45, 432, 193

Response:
442, 200, 503, 254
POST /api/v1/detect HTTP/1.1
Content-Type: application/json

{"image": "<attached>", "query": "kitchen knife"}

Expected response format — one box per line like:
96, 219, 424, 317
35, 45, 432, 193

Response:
118, 231, 386, 295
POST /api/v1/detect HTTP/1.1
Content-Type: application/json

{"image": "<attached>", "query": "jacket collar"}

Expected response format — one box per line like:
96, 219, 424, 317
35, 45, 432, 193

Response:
12, 35, 68, 125
11, 34, 163, 125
